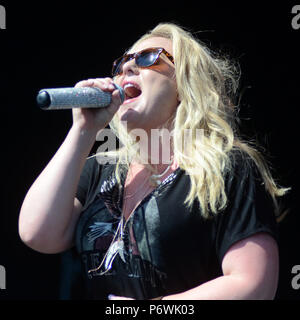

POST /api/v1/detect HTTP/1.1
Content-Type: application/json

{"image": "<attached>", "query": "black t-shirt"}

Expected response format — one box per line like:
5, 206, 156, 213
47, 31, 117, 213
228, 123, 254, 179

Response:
75, 151, 278, 300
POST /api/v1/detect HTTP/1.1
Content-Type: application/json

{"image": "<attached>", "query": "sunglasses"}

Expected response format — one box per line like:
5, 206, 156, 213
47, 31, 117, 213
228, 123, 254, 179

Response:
112, 47, 174, 77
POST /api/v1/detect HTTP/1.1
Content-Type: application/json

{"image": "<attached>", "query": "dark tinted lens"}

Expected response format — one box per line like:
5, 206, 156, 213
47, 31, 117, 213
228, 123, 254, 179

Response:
112, 57, 123, 76
112, 56, 129, 76
136, 49, 160, 67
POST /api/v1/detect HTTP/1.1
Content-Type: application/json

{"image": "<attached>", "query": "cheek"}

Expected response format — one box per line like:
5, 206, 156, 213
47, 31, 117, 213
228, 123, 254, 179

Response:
145, 72, 177, 103
151, 80, 178, 116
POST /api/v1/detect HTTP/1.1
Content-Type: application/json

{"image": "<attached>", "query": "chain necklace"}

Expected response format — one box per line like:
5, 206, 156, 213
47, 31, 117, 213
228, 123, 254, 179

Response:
149, 162, 173, 187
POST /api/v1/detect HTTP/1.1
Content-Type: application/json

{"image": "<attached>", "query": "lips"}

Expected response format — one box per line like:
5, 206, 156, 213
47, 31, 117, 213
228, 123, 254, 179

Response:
122, 81, 142, 103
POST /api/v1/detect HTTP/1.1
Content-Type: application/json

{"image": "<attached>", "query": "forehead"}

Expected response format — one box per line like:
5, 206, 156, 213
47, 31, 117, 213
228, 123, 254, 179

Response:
130, 37, 173, 55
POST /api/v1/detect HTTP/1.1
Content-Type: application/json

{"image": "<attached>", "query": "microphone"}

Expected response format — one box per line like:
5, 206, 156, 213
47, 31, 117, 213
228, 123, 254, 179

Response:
36, 84, 125, 110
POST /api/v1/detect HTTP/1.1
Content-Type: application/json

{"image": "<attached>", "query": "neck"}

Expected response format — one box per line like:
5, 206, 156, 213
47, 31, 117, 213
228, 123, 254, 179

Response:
131, 127, 174, 167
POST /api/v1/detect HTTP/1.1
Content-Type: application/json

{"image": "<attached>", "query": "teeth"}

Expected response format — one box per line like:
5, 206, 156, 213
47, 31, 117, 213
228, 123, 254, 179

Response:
123, 83, 142, 99
124, 83, 138, 90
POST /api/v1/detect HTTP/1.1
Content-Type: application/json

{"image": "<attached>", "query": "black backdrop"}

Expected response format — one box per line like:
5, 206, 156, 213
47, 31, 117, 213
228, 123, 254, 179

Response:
0, 1, 299, 300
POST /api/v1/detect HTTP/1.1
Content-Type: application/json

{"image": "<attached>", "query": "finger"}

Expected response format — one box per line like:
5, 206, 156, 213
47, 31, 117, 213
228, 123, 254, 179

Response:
75, 78, 114, 91
74, 79, 95, 88
74, 78, 122, 111
110, 85, 123, 104
93, 78, 115, 92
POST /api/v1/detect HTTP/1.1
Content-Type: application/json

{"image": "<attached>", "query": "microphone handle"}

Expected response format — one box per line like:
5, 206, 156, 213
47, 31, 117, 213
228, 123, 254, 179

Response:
37, 85, 124, 110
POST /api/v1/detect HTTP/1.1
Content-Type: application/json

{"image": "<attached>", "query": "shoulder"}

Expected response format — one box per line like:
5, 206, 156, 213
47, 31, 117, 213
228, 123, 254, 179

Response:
222, 148, 277, 225
225, 149, 263, 192
82, 156, 101, 176
77, 157, 117, 208
82, 157, 117, 180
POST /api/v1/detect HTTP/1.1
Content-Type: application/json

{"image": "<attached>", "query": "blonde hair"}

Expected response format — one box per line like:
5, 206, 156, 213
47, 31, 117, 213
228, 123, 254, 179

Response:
106, 22, 289, 219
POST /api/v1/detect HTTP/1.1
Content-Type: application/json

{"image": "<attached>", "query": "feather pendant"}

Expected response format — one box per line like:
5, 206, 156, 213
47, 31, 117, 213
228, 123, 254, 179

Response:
104, 239, 126, 271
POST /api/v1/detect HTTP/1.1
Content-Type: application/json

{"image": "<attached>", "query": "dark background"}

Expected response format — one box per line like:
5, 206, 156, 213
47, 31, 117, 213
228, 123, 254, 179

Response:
0, 1, 299, 300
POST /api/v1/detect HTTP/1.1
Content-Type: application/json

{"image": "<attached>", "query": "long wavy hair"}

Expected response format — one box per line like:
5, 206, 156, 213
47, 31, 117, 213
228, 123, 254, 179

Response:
105, 22, 289, 219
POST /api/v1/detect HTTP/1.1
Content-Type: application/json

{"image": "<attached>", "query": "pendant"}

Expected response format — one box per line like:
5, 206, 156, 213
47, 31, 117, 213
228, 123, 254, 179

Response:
104, 239, 126, 271
149, 175, 161, 187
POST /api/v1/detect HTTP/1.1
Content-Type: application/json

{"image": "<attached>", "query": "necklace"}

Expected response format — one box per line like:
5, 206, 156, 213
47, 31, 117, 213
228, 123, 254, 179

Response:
88, 161, 173, 275
149, 162, 173, 187
88, 217, 126, 275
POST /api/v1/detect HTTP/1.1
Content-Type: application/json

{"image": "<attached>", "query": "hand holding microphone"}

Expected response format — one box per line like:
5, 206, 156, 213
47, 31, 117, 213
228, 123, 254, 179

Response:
37, 78, 124, 133
37, 80, 125, 110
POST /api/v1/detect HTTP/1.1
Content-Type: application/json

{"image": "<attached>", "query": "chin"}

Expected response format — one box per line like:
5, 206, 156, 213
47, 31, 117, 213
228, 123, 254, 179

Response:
118, 108, 141, 131
119, 107, 137, 122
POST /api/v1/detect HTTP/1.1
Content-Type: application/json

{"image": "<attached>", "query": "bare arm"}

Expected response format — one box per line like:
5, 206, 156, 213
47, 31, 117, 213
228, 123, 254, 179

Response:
19, 78, 122, 253
163, 232, 279, 300
19, 125, 94, 253
109, 232, 279, 300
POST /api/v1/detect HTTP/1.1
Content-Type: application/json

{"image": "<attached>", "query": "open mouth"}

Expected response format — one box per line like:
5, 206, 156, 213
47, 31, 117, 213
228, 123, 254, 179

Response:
123, 83, 142, 103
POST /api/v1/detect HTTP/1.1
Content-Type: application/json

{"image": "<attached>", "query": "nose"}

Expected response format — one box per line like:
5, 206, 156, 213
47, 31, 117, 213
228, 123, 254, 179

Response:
122, 58, 139, 76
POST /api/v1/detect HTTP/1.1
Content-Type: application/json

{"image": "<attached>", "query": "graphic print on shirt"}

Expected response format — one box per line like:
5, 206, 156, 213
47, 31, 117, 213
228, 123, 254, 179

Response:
76, 169, 170, 284
75, 155, 280, 299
